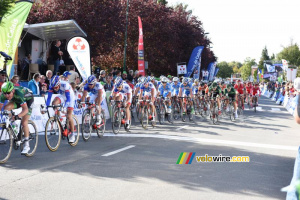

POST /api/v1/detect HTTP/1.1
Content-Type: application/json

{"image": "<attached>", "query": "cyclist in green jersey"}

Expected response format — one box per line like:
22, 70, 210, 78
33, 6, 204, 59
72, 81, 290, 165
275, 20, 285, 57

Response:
0, 82, 34, 155
224, 84, 238, 118
208, 82, 222, 115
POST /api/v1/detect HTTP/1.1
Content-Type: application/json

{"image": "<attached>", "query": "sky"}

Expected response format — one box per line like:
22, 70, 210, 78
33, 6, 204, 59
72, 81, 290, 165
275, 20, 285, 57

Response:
167, 0, 300, 64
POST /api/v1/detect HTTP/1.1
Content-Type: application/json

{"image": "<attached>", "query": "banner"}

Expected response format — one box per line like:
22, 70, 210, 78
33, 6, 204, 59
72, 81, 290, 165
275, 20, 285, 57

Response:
282, 59, 288, 71
207, 62, 213, 80
185, 46, 204, 77
0, 1, 33, 75
177, 64, 187, 75
67, 37, 91, 81
213, 67, 219, 77
209, 62, 216, 81
138, 16, 145, 76
265, 64, 275, 72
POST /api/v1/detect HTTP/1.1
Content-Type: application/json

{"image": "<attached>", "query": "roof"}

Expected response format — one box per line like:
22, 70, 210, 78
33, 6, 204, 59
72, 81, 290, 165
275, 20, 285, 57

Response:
23, 20, 87, 41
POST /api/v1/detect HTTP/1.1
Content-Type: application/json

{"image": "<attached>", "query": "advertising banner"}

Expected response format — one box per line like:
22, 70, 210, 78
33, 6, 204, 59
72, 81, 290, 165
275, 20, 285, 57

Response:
138, 16, 145, 76
0, 1, 33, 75
177, 64, 187, 75
185, 46, 204, 77
67, 37, 91, 81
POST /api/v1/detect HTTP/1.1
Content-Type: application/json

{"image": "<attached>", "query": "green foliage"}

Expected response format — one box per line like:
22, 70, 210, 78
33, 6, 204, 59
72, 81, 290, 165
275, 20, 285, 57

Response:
277, 42, 300, 66
241, 57, 256, 81
258, 46, 270, 70
157, 0, 168, 6
217, 61, 233, 78
0, 0, 15, 18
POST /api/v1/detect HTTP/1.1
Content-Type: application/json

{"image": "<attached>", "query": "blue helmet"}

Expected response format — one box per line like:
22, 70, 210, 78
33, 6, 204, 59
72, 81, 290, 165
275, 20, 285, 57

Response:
50, 75, 60, 88
114, 78, 123, 88
87, 75, 97, 85
114, 76, 122, 84
182, 77, 188, 84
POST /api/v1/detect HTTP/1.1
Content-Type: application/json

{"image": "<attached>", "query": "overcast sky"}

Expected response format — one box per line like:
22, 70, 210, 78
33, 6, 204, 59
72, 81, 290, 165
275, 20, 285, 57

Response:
167, 0, 300, 63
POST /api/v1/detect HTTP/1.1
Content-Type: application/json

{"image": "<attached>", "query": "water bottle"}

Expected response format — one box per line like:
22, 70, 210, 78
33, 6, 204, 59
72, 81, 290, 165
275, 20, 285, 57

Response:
11, 121, 18, 136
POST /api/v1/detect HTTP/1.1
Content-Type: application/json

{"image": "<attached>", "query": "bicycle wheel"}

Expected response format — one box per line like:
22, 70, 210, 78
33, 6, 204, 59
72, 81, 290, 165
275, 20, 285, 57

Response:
97, 110, 106, 138
212, 107, 218, 125
181, 105, 186, 122
68, 115, 80, 146
159, 105, 166, 125
150, 108, 156, 128
81, 110, 92, 142
229, 105, 235, 122
20, 120, 38, 157
112, 108, 121, 134
141, 107, 148, 129
45, 117, 61, 152
167, 107, 174, 124
123, 109, 131, 131
0, 124, 13, 164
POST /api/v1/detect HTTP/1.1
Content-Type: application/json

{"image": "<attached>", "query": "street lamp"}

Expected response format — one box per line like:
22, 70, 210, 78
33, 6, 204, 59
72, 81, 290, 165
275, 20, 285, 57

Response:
123, 0, 129, 72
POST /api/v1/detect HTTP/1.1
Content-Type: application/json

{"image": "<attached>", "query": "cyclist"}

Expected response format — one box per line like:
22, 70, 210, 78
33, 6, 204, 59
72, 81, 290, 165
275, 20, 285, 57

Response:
224, 83, 238, 118
80, 75, 106, 126
245, 82, 253, 104
138, 77, 157, 121
46, 75, 76, 143
234, 80, 245, 109
251, 83, 261, 106
150, 76, 158, 88
112, 78, 132, 129
208, 82, 222, 115
0, 82, 34, 155
157, 77, 172, 113
179, 77, 194, 114
171, 77, 181, 98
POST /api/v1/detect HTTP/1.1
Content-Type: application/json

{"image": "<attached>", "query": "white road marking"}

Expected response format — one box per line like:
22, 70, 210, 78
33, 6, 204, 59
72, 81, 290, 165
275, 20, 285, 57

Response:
102, 145, 135, 157
271, 108, 281, 112
256, 107, 262, 111
103, 133, 298, 151
176, 125, 189, 131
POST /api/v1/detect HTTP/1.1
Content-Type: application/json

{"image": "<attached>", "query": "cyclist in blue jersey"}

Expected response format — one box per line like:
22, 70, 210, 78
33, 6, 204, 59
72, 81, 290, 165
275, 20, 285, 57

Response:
171, 77, 181, 97
138, 78, 157, 121
157, 77, 172, 113
179, 77, 194, 114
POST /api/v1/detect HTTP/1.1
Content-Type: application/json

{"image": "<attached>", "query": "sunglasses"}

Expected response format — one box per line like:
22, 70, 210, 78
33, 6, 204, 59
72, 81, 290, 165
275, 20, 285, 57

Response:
162, 82, 167, 84
3, 92, 11, 95
117, 86, 122, 89
53, 86, 60, 90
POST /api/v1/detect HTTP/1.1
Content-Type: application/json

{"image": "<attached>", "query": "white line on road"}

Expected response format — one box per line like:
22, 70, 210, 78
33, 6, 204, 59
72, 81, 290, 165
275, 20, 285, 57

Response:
256, 107, 262, 111
271, 108, 281, 112
102, 145, 135, 157
103, 133, 298, 151
176, 125, 189, 131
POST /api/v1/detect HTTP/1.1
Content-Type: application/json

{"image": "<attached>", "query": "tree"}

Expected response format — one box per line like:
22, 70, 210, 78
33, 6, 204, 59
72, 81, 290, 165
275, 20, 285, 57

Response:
0, 0, 15, 19
277, 42, 300, 66
217, 61, 233, 78
241, 57, 256, 81
27, 0, 216, 76
258, 46, 270, 70
157, 0, 168, 6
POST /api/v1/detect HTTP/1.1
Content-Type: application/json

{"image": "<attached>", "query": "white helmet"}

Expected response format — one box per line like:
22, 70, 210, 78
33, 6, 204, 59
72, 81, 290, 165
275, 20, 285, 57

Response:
294, 77, 300, 91
173, 77, 179, 82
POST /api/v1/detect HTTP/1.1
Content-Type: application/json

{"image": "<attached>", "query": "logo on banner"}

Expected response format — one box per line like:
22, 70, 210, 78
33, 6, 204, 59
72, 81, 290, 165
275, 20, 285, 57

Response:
178, 65, 187, 74
202, 70, 209, 77
73, 38, 86, 50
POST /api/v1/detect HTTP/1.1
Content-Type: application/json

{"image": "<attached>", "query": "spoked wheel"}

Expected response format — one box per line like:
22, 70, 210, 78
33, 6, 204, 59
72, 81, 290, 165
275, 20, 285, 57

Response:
187, 106, 193, 121
97, 110, 106, 138
123, 110, 131, 132
253, 98, 257, 113
20, 120, 38, 157
172, 102, 180, 120
45, 117, 61, 152
141, 107, 148, 129
229, 105, 236, 122
150, 108, 156, 128
159, 105, 166, 125
112, 108, 121, 134
67, 115, 80, 147
181, 105, 186, 122
167, 108, 174, 124
82, 110, 92, 142
0, 124, 13, 164
212, 107, 219, 124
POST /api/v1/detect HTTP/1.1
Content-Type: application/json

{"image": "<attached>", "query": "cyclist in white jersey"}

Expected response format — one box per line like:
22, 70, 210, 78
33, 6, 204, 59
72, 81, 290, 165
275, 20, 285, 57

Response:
80, 75, 106, 125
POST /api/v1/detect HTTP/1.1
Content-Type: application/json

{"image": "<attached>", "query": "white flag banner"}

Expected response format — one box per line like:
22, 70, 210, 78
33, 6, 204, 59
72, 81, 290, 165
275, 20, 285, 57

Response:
177, 65, 187, 74
265, 64, 275, 73
282, 59, 288, 71
67, 37, 91, 81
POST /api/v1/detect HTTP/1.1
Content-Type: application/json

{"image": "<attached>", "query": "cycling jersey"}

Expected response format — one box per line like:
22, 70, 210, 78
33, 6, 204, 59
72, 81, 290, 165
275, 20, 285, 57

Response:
140, 82, 157, 97
158, 83, 172, 98
251, 87, 261, 96
84, 82, 106, 104
192, 83, 200, 95
246, 85, 253, 93
46, 80, 75, 109
180, 82, 193, 96
0, 86, 33, 107
113, 83, 133, 103
208, 86, 222, 95
234, 83, 245, 94
171, 82, 182, 96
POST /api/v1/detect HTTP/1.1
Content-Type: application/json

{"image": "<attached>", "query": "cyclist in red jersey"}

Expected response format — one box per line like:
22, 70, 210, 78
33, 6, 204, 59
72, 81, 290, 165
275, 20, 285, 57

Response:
234, 80, 245, 109
251, 83, 261, 106
245, 82, 253, 104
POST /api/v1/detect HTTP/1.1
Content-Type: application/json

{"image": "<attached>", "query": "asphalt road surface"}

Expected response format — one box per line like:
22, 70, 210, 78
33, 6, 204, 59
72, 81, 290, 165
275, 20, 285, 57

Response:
0, 96, 298, 200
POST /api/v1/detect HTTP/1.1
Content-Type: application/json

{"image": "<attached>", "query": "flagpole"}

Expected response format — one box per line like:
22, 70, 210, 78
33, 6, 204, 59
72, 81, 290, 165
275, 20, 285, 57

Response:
123, 0, 129, 73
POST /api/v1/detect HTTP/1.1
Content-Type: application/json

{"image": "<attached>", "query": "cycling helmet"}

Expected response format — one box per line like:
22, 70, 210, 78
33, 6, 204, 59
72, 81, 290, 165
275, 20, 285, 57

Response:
114, 78, 123, 88
294, 77, 300, 91
50, 75, 60, 88
1, 81, 14, 93
150, 76, 155, 81
182, 77, 188, 84
227, 84, 232, 89
212, 82, 217, 88
114, 76, 122, 84
160, 75, 165, 81
137, 77, 142, 83
87, 75, 97, 85
162, 77, 168, 83
173, 77, 179, 82
63, 71, 71, 77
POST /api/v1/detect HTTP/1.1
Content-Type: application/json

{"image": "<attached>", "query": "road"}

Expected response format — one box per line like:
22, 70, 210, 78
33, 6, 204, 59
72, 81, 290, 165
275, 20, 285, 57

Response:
0, 96, 299, 200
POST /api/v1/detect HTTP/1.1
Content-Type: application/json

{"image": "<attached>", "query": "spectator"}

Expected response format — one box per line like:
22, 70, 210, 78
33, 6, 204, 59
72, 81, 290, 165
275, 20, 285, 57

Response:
39, 75, 46, 92
45, 70, 52, 89
114, 69, 121, 79
104, 73, 114, 91
51, 40, 63, 75
127, 70, 133, 82
11, 75, 20, 86
68, 65, 79, 83
0, 69, 7, 91
28, 73, 41, 95
112, 67, 117, 77
122, 71, 127, 80
36, 52, 47, 75
94, 67, 101, 80
70, 82, 79, 97
99, 70, 106, 83
20, 53, 31, 80
62, 71, 71, 82
40, 83, 48, 97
